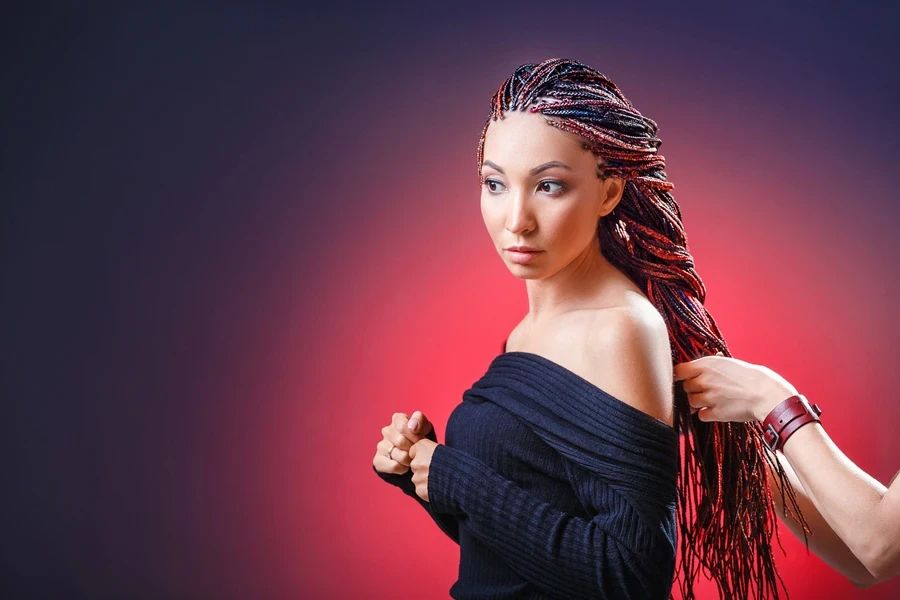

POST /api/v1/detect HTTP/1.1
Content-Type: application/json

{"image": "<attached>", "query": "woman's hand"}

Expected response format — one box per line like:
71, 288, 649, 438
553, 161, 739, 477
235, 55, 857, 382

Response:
408, 438, 438, 502
674, 353, 799, 422
372, 410, 433, 475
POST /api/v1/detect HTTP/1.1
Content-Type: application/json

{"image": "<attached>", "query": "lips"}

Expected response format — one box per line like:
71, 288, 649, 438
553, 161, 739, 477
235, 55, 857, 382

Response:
505, 248, 543, 265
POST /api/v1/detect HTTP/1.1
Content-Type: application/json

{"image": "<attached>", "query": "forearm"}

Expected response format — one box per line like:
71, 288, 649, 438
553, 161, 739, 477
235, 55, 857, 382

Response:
375, 465, 461, 543
374, 428, 460, 544
780, 422, 897, 579
766, 448, 882, 587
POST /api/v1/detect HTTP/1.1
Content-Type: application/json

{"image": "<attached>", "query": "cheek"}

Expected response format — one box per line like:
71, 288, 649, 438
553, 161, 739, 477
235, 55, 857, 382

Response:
480, 195, 500, 236
545, 203, 595, 246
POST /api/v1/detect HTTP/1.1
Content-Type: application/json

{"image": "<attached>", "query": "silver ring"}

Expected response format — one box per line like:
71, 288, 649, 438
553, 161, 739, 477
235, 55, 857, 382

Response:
386, 443, 395, 460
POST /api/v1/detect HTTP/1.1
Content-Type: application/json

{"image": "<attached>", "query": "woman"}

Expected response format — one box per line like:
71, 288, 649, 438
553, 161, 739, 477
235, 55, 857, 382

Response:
373, 58, 795, 599
674, 353, 900, 587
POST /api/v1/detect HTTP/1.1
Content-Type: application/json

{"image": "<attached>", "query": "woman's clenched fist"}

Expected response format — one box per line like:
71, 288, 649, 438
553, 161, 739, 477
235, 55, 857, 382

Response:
373, 410, 433, 475
373, 410, 439, 502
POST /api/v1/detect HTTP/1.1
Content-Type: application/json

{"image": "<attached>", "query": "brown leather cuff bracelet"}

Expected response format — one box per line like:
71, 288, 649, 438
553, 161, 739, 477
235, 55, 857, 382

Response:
761, 394, 822, 452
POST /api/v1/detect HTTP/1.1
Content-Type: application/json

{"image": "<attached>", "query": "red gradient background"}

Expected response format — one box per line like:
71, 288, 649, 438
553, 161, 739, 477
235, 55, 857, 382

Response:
3, 3, 898, 599
339, 89, 900, 598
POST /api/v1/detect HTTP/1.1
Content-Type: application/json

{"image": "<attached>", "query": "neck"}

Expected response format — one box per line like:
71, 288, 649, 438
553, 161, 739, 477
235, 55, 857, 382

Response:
523, 241, 619, 323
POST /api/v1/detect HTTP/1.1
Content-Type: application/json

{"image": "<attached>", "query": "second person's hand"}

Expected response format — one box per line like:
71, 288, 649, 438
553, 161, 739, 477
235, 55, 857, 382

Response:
674, 353, 799, 422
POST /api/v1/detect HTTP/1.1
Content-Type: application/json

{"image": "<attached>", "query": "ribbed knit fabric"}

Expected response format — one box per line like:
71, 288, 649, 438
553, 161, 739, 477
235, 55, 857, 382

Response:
375, 343, 680, 599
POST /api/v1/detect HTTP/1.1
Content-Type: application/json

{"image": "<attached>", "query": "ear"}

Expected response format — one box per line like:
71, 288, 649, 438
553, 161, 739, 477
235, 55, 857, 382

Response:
598, 174, 626, 218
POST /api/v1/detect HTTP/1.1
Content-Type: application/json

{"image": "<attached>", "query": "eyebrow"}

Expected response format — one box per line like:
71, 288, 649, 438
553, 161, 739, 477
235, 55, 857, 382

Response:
482, 160, 573, 176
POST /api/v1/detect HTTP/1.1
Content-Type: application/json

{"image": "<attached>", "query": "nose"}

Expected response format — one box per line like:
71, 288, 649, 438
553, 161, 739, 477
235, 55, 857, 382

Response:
505, 188, 536, 234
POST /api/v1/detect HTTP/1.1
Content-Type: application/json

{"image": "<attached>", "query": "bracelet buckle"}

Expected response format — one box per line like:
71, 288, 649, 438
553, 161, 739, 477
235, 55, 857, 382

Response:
763, 423, 780, 452
761, 394, 823, 452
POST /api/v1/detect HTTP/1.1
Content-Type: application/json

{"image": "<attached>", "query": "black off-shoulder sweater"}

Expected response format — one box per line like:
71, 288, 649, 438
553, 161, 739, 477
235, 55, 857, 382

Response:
374, 341, 680, 599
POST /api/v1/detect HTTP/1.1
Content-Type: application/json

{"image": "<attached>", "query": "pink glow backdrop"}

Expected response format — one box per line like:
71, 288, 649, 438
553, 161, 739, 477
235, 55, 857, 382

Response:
316, 63, 900, 599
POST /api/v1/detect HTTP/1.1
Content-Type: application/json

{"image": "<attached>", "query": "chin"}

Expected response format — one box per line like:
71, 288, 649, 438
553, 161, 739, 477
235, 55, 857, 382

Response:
506, 263, 543, 280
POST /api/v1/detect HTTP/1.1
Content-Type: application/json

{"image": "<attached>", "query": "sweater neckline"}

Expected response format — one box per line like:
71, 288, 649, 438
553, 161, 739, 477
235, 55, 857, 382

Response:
494, 349, 678, 434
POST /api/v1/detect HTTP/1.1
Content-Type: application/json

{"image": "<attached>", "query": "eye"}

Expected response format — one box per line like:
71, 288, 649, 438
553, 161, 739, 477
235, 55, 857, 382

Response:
483, 179, 507, 194
539, 180, 566, 195
482, 179, 567, 196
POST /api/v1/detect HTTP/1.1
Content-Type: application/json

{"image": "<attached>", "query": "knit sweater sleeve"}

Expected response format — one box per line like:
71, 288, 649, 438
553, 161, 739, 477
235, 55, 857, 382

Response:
427, 442, 669, 600
372, 427, 460, 544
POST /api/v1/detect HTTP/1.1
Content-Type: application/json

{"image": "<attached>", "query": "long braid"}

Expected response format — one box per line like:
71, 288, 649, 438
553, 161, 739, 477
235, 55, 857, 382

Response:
477, 58, 810, 600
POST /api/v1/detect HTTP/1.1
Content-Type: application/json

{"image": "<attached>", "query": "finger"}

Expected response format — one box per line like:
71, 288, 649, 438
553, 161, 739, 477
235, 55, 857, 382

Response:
674, 352, 726, 382
696, 407, 722, 423
673, 359, 704, 382
381, 424, 413, 452
391, 413, 420, 445
408, 410, 433, 437
408, 410, 422, 433
385, 436, 412, 467
681, 376, 706, 394
686, 391, 711, 410
383, 439, 412, 467
391, 446, 412, 467
373, 449, 409, 475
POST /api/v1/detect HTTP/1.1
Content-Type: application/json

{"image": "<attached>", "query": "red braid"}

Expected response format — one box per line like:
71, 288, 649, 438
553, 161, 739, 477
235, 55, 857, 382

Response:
478, 58, 810, 599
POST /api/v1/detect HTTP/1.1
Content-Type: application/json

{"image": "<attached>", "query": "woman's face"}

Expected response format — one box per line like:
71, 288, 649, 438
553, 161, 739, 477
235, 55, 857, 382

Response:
480, 108, 623, 280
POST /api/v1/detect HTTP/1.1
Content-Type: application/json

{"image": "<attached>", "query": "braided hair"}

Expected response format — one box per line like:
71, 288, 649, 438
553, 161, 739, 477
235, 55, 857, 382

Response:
477, 58, 808, 600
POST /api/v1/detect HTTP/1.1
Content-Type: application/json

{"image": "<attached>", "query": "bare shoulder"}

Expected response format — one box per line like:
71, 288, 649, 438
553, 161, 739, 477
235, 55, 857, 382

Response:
505, 299, 674, 426
581, 304, 674, 426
